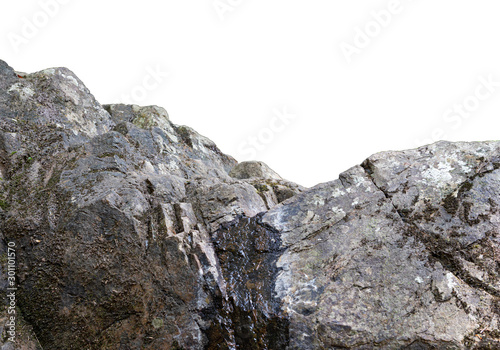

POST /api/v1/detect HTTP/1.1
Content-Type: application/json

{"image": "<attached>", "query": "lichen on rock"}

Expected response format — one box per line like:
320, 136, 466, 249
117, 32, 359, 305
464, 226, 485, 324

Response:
0, 59, 498, 349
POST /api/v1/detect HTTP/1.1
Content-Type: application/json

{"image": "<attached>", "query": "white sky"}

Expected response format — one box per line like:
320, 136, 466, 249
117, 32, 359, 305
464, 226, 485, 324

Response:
2, 1, 500, 187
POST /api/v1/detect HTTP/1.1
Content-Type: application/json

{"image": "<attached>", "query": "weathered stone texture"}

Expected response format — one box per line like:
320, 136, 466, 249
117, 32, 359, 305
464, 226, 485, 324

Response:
0, 60, 498, 349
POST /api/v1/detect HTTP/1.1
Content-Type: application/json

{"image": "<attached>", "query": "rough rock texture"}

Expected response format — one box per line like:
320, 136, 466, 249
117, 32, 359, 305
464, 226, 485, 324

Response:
0, 60, 301, 350
262, 143, 500, 349
229, 161, 282, 181
0, 59, 498, 349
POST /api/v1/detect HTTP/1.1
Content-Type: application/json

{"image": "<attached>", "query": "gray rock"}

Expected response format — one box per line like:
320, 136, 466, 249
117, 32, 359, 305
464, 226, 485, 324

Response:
229, 160, 282, 180
0, 59, 301, 349
0, 59, 498, 349
229, 161, 306, 210
262, 141, 500, 349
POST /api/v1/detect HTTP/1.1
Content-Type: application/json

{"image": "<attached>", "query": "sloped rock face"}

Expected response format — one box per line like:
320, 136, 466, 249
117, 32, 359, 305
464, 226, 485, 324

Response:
263, 143, 500, 349
0, 60, 301, 349
0, 59, 498, 349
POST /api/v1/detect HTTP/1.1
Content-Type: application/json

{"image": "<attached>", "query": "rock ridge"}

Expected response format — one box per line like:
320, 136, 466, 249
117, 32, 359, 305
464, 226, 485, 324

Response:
0, 60, 498, 349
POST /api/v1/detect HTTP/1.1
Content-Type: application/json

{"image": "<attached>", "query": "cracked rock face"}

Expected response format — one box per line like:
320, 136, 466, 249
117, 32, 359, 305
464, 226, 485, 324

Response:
0, 59, 498, 349
263, 143, 500, 349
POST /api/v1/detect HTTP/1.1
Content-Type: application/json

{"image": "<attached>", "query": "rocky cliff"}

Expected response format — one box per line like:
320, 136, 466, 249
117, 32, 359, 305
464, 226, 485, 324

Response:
0, 60, 498, 349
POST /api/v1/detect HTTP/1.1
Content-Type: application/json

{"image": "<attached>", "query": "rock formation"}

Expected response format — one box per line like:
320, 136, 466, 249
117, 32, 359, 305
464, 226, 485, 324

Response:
0, 60, 498, 349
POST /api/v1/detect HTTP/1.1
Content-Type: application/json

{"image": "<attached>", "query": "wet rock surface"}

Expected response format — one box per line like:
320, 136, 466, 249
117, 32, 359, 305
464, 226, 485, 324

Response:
206, 215, 289, 349
0, 59, 498, 349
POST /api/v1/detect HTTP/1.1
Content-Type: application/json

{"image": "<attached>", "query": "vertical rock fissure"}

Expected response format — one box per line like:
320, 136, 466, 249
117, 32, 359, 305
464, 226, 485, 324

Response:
360, 159, 408, 223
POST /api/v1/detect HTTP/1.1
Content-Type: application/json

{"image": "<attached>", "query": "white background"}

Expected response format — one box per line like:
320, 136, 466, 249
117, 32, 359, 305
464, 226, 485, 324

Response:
2, 0, 500, 187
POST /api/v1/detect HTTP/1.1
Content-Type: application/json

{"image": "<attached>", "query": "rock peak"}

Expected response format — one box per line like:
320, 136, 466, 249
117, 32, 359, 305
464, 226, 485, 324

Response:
229, 160, 283, 180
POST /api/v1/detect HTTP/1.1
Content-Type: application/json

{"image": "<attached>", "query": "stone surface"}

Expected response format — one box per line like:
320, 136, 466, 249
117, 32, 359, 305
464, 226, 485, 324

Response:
229, 161, 282, 181
262, 142, 500, 349
0, 59, 498, 349
0, 60, 302, 349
